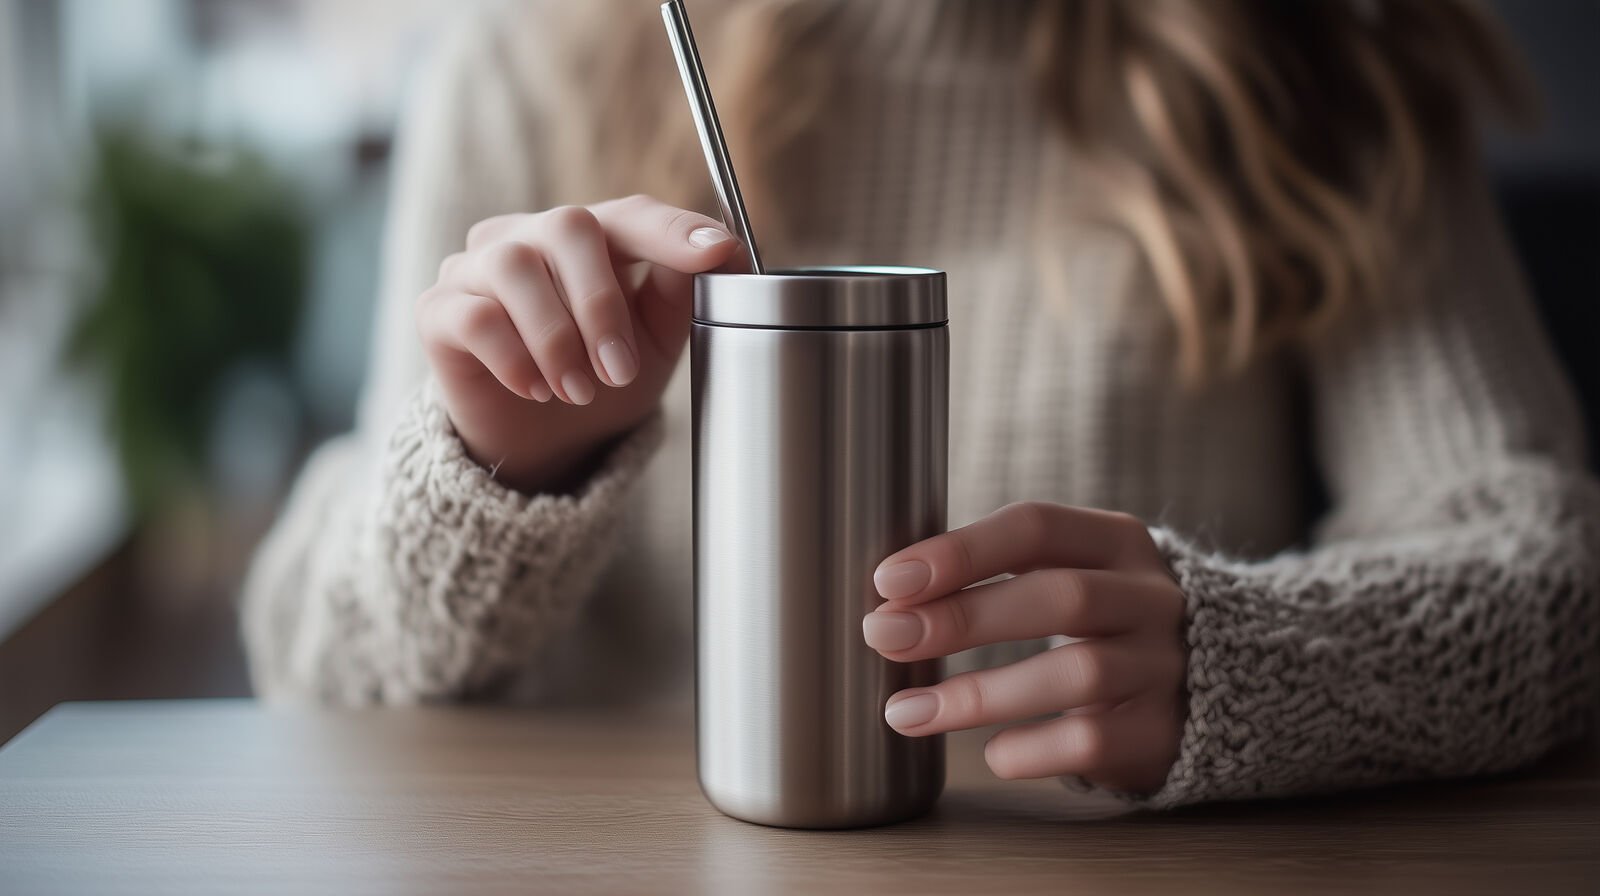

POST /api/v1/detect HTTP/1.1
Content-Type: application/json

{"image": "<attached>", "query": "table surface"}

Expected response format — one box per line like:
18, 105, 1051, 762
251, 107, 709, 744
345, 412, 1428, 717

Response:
1, 700, 1596, 895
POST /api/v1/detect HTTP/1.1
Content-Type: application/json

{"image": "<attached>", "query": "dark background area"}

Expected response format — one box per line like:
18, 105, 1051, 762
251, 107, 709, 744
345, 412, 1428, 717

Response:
1490, 0, 1600, 472
1, 0, 1596, 744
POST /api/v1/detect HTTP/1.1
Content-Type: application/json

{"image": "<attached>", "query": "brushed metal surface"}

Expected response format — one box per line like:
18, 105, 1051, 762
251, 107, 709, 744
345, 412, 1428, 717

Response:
694, 266, 946, 329
691, 269, 949, 828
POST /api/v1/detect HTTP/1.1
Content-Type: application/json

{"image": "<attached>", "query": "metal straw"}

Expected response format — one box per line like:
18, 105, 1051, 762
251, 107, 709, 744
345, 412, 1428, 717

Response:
661, 0, 764, 274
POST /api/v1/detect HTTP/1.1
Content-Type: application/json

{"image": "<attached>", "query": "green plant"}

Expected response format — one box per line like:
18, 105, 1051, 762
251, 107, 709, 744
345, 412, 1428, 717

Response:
65, 127, 308, 518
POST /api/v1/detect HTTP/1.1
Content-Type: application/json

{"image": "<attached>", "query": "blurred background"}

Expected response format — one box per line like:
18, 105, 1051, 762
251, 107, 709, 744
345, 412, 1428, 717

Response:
0, 0, 1596, 743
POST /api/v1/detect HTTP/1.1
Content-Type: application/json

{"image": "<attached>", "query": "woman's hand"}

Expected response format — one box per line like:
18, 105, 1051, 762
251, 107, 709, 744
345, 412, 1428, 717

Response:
863, 502, 1186, 794
417, 195, 737, 492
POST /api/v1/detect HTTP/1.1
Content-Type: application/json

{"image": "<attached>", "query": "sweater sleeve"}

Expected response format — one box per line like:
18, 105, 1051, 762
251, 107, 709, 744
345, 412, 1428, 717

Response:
1139, 160, 1600, 808
244, 384, 661, 703
240, 7, 657, 703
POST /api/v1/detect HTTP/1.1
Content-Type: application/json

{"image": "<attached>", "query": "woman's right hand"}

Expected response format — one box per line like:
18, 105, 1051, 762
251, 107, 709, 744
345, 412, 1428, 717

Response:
417, 195, 737, 493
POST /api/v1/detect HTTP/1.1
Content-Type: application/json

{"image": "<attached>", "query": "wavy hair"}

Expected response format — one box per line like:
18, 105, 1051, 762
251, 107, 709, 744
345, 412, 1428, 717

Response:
542, 0, 1534, 381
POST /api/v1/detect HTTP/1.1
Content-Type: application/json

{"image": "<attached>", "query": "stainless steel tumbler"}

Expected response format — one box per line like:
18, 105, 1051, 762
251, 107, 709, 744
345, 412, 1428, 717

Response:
691, 266, 948, 829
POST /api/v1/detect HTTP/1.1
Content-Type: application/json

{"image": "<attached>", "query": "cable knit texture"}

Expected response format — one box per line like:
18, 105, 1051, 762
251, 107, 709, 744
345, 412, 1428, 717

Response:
241, 0, 1600, 808
245, 380, 661, 704
1146, 468, 1600, 808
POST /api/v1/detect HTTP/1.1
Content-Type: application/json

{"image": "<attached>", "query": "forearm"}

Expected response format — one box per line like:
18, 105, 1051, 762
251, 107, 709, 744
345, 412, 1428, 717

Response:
1143, 460, 1600, 808
241, 383, 663, 704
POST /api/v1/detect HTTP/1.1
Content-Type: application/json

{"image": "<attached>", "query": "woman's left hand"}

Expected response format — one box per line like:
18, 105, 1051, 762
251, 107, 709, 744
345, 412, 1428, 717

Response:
863, 502, 1187, 794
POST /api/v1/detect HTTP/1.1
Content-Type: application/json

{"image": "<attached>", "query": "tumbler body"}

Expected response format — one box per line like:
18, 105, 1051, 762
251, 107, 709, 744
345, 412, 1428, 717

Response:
691, 266, 948, 829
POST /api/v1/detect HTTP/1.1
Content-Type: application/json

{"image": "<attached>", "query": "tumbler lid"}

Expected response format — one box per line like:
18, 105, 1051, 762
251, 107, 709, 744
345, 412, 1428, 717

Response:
693, 266, 946, 329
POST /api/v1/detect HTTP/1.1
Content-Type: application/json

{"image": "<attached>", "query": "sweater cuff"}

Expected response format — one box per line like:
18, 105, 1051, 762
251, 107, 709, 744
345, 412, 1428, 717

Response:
1063, 527, 1280, 811
1132, 527, 1250, 808
388, 381, 664, 527
377, 381, 664, 647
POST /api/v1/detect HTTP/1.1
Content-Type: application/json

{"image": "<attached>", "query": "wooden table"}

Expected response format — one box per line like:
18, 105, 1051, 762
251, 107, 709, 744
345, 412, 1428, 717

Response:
1, 700, 1596, 894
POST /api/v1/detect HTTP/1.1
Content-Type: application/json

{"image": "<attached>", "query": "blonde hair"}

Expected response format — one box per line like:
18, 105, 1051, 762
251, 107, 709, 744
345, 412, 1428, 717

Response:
545, 0, 1534, 381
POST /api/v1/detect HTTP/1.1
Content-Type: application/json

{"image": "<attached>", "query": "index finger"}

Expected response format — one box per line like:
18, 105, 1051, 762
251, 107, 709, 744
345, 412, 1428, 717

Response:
873, 502, 1147, 603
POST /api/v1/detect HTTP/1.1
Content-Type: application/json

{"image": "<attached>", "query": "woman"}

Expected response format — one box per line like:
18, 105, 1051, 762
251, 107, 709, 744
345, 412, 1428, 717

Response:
243, 0, 1600, 807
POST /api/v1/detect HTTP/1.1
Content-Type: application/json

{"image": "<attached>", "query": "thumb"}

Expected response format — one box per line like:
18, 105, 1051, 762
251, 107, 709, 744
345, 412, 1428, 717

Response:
590, 194, 739, 273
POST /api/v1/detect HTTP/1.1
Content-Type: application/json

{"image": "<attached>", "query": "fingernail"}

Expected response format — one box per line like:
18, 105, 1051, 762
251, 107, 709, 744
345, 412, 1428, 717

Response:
688, 226, 731, 249
561, 370, 595, 405
598, 339, 638, 386
529, 379, 553, 402
884, 693, 939, 732
862, 611, 922, 652
874, 560, 931, 600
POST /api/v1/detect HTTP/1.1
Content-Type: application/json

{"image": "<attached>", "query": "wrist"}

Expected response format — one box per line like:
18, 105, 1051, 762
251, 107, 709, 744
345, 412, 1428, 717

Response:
479, 435, 614, 496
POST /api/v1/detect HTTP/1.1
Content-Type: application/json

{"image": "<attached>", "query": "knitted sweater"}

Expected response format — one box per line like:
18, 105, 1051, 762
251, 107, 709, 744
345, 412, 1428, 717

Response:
241, 0, 1600, 808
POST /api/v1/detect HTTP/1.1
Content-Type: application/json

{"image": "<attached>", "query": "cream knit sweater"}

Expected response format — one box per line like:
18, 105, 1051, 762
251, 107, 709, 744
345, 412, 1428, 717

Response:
242, 1, 1600, 808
